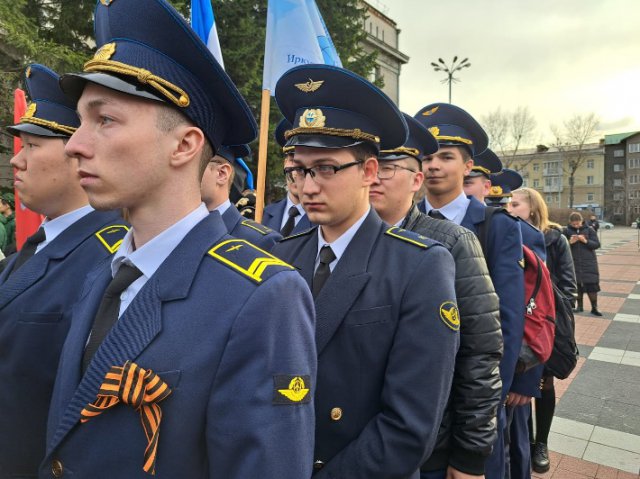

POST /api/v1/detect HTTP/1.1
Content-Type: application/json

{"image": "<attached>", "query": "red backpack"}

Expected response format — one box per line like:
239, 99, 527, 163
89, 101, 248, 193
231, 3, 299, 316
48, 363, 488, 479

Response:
519, 245, 556, 369
477, 208, 556, 372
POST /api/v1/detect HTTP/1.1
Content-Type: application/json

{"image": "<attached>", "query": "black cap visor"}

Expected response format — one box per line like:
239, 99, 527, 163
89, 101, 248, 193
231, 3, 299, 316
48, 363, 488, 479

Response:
60, 72, 165, 104
6, 122, 69, 138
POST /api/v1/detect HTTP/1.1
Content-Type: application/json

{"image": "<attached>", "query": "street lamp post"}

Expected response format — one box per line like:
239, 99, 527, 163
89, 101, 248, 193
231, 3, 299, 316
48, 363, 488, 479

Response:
430, 56, 471, 103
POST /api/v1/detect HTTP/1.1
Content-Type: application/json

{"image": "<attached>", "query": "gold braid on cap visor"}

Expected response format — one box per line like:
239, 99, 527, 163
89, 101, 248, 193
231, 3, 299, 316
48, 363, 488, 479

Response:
83, 58, 190, 108
379, 146, 421, 159
435, 135, 473, 145
285, 127, 380, 144
472, 165, 491, 175
19, 116, 76, 135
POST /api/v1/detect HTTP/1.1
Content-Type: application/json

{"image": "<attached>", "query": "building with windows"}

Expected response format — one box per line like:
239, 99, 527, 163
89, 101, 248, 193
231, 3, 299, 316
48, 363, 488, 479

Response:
603, 131, 640, 225
502, 142, 605, 216
361, 1, 409, 105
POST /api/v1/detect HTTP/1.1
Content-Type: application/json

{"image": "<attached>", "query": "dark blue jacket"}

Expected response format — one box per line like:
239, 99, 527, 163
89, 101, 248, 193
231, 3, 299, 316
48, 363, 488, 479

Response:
458, 197, 525, 399
262, 197, 312, 235
221, 204, 282, 251
272, 209, 459, 479
42, 213, 316, 479
0, 210, 128, 477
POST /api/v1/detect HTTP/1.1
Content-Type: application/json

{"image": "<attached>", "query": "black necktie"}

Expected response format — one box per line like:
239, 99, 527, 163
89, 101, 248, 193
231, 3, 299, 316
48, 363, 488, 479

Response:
428, 209, 446, 220
312, 245, 336, 299
10, 227, 46, 274
281, 206, 301, 237
82, 264, 143, 373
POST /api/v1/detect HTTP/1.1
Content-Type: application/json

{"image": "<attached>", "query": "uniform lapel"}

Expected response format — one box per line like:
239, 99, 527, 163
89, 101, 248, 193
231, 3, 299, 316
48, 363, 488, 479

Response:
48, 213, 228, 453
314, 210, 380, 354
220, 205, 241, 233
0, 210, 121, 310
461, 196, 485, 233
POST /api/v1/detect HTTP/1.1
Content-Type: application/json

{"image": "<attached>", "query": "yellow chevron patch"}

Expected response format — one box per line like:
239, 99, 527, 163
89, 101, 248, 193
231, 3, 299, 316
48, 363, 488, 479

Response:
208, 239, 294, 283
95, 224, 129, 254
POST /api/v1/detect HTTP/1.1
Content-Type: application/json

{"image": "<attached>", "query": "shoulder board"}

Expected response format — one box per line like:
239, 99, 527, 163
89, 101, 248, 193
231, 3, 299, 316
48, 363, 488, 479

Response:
94, 224, 129, 254
240, 219, 274, 236
208, 238, 294, 284
385, 226, 430, 249
278, 226, 316, 242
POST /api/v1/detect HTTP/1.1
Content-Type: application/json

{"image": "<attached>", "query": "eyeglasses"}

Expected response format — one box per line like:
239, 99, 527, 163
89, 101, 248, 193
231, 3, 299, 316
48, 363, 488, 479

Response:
377, 163, 417, 180
284, 160, 363, 183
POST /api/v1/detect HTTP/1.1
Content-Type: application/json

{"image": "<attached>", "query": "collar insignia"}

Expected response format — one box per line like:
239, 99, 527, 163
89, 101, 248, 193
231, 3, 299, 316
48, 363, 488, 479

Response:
299, 108, 326, 128
439, 301, 460, 331
95, 224, 129, 253
274, 375, 311, 404
422, 106, 439, 116
295, 79, 324, 93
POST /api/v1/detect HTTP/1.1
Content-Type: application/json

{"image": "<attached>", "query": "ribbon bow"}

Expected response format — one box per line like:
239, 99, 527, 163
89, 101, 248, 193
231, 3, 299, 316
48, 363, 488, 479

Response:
81, 361, 172, 475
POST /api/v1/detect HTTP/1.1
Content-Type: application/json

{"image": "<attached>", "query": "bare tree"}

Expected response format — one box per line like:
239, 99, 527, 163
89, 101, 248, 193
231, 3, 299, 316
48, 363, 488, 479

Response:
481, 106, 537, 170
551, 113, 600, 209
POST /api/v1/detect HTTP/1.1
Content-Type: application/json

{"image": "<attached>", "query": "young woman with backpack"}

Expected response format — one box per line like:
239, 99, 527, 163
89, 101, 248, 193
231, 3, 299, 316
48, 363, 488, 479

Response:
509, 187, 577, 474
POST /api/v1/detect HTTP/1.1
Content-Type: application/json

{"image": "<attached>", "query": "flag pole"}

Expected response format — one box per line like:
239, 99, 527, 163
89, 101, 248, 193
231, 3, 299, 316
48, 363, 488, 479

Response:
255, 88, 271, 223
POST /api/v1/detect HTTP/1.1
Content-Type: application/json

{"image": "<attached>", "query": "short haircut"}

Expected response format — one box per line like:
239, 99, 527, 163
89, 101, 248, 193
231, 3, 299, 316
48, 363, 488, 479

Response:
155, 104, 213, 179
569, 212, 583, 223
349, 142, 378, 162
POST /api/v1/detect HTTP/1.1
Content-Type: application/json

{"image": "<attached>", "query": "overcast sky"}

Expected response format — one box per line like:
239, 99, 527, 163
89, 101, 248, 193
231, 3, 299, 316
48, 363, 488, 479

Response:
382, 0, 640, 146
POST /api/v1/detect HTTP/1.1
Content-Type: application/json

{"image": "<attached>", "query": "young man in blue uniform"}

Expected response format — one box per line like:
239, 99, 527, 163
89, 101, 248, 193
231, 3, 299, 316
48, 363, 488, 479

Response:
415, 103, 525, 479
0, 64, 128, 478
262, 119, 313, 235
487, 167, 547, 479
201, 144, 282, 250
272, 65, 460, 479
369, 114, 503, 479
42, 1, 316, 477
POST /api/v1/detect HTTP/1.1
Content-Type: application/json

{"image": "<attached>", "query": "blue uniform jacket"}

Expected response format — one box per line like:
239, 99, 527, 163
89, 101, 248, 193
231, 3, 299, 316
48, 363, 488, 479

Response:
42, 213, 316, 479
272, 209, 459, 479
459, 197, 525, 399
0, 210, 128, 478
511, 220, 546, 398
221, 204, 282, 251
262, 197, 312, 235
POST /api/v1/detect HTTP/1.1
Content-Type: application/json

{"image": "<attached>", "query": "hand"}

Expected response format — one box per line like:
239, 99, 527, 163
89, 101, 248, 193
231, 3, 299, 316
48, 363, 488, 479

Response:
569, 235, 578, 244
579, 235, 588, 243
505, 392, 531, 407
446, 466, 484, 479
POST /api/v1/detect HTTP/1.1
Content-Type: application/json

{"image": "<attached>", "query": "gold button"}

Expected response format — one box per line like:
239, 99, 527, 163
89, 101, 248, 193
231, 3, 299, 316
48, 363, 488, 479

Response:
51, 459, 64, 478
330, 407, 342, 421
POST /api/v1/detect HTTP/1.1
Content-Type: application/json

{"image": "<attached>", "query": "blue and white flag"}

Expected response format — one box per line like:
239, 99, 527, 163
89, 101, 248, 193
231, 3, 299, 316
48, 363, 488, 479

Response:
262, 0, 342, 92
191, 0, 225, 69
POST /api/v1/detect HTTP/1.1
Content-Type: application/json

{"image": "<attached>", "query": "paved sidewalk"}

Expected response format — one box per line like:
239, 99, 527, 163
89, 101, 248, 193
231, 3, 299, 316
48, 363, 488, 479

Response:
533, 227, 640, 478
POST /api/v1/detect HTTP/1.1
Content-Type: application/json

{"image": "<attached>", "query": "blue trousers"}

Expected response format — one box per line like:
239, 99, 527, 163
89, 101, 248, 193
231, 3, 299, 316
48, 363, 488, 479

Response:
485, 404, 507, 479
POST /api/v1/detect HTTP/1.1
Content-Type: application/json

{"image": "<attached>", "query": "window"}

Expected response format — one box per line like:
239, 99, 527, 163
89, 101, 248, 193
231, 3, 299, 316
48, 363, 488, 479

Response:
630, 174, 640, 184
614, 149, 624, 157
546, 194, 553, 203
614, 192, 624, 200
376, 26, 379, 38
629, 143, 640, 153
614, 179, 623, 187
614, 164, 624, 172
587, 159, 594, 169
382, 29, 385, 42
587, 176, 594, 185
533, 163, 540, 172
614, 206, 624, 215
587, 193, 594, 202
533, 179, 540, 188
543, 161, 560, 175
629, 158, 640, 169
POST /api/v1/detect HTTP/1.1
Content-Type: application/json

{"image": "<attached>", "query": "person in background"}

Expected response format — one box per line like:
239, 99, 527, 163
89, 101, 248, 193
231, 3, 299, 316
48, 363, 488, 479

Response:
262, 119, 313, 236
564, 211, 601, 316
509, 187, 577, 474
586, 214, 599, 232
201, 143, 282, 250
0, 192, 16, 254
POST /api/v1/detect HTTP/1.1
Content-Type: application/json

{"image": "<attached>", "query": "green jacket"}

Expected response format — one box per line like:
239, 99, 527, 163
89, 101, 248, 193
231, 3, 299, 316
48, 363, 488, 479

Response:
1, 213, 15, 254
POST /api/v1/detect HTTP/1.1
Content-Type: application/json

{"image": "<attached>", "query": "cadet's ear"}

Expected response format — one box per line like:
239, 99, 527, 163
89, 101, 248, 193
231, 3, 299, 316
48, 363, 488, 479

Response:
464, 158, 474, 177
171, 125, 205, 169
362, 157, 378, 186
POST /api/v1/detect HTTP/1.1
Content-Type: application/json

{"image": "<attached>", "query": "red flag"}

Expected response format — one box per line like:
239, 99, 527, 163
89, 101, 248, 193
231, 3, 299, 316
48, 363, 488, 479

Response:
13, 88, 43, 250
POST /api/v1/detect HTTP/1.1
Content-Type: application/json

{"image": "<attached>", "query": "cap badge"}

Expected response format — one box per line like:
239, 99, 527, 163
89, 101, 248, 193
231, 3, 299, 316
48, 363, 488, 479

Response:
94, 42, 116, 61
300, 109, 326, 128
428, 126, 440, 137
23, 103, 37, 119
99, 0, 114, 5
489, 185, 503, 196
295, 79, 324, 93
422, 106, 439, 116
